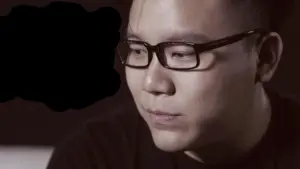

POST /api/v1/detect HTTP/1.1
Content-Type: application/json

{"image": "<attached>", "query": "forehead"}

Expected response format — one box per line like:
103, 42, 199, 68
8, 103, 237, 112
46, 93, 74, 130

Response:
128, 0, 245, 43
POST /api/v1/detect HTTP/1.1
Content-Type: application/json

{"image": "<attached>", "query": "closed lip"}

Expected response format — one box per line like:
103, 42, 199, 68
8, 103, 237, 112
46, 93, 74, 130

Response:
145, 109, 182, 116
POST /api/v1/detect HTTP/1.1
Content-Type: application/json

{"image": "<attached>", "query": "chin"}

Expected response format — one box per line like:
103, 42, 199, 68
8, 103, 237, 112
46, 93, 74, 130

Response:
154, 142, 184, 152
150, 129, 192, 152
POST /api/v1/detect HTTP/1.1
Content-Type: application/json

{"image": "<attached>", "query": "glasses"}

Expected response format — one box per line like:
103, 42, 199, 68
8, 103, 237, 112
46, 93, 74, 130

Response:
117, 28, 268, 71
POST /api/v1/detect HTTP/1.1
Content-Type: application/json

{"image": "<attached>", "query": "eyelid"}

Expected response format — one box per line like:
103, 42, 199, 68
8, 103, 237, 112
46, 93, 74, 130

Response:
126, 37, 141, 41
129, 44, 147, 49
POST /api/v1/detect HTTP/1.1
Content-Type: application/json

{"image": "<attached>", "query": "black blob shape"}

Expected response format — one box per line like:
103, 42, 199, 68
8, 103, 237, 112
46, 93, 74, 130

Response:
0, 1, 122, 112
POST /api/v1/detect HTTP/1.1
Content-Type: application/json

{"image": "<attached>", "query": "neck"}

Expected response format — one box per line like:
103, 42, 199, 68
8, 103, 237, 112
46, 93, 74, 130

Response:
185, 86, 272, 165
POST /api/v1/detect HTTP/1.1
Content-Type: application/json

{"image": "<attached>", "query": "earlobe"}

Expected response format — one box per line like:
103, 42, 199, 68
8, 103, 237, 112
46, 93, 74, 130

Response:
256, 32, 283, 83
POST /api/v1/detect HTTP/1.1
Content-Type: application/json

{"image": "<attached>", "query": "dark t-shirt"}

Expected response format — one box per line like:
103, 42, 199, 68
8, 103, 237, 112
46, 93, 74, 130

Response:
47, 88, 300, 169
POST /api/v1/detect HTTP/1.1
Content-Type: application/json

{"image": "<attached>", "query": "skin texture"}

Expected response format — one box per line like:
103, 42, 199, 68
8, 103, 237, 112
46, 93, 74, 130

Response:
125, 0, 283, 164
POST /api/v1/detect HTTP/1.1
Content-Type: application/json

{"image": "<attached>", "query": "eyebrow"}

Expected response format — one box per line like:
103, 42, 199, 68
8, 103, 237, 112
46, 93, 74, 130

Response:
126, 31, 141, 40
126, 30, 212, 44
165, 32, 212, 43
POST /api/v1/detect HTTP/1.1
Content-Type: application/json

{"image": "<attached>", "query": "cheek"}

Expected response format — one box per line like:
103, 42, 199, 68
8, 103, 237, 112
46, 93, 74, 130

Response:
171, 65, 254, 143
174, 72, 226, 119
125, 68, 144, 98
174, 61, 254, 121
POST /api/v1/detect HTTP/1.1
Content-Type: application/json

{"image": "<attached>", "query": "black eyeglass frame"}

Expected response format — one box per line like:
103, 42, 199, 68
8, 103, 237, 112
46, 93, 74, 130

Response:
118, 28, 269, 71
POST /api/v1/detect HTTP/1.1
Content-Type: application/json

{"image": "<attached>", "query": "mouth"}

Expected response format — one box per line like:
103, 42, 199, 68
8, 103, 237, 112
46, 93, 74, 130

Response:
147, 109, 182, 117
144, 108, 182, 128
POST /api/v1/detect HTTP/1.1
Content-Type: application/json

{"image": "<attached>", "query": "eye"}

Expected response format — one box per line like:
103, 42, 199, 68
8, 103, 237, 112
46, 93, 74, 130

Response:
165, 45, 196, 60
170, 50, 196, 61
129, 44, 147, 55
172, 51, 195, 58
132, 49, 143, 55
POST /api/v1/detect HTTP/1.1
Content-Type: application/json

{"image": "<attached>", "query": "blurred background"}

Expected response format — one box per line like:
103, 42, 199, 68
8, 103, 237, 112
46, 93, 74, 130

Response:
0, 0, 300, 168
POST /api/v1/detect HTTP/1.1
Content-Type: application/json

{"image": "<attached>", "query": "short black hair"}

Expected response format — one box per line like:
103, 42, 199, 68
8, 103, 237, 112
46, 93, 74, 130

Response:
232, 0, 294, 31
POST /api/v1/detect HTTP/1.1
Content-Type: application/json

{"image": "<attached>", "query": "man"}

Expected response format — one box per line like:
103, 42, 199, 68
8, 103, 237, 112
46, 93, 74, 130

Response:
47, 0, 299, 169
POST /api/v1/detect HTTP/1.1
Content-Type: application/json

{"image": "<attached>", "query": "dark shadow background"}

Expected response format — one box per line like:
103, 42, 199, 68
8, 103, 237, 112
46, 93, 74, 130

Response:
0, 0, 299, 146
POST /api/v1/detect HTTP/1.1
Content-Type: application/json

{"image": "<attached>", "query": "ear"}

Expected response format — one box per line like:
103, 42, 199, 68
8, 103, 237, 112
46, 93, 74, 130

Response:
256, 32, 283, 83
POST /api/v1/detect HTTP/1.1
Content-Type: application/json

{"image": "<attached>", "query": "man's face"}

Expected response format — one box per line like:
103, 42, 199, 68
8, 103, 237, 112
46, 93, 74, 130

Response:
126, 0, 259, 152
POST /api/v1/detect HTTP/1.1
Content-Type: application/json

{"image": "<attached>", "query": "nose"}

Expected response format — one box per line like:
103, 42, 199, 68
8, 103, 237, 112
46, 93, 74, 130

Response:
142, 54, 175, 96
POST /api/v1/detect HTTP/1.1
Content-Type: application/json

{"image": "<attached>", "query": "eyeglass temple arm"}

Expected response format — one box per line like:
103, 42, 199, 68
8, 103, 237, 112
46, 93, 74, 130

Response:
195, 29, 268, 52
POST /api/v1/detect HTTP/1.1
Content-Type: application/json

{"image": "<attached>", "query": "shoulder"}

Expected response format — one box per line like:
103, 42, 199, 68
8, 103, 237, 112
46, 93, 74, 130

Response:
267, 87, 300, 168
47, 104, 141, 169
84, 105, 141, 151
269, 87, 300, 134
266, 86, 300, 126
